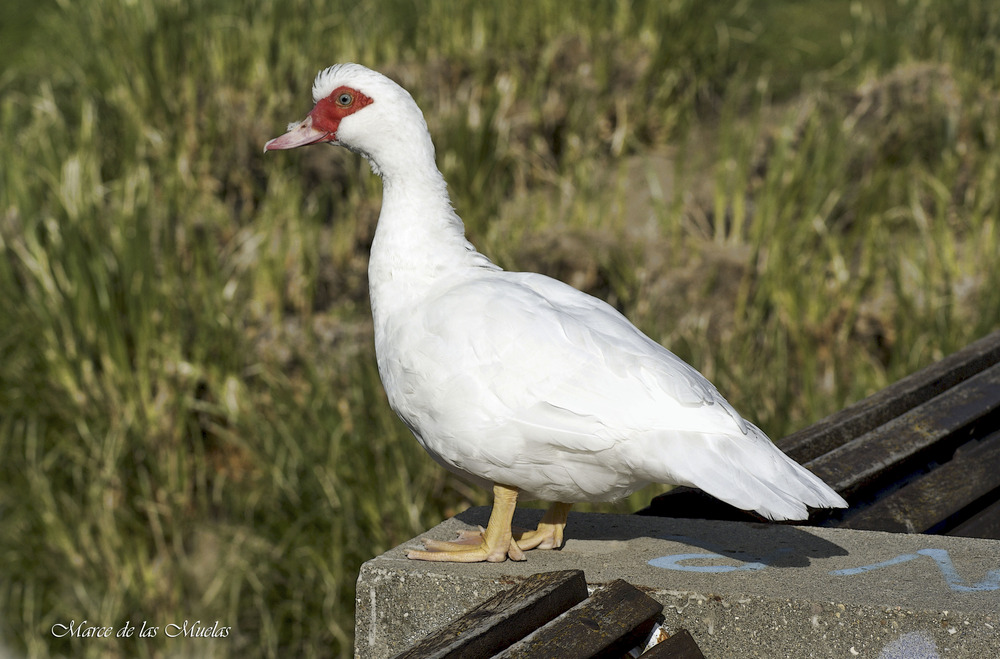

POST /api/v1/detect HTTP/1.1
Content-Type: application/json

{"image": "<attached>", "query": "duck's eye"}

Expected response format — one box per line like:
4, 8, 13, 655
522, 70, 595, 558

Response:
336, 92, 353, 107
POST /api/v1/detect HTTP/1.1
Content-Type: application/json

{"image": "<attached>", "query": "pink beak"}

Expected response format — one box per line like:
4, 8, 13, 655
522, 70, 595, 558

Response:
264, 114, 334, 152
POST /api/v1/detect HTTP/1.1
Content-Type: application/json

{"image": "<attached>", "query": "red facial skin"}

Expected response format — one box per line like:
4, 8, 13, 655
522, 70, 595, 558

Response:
309, 85, 374, 137
264, 86, 373, 151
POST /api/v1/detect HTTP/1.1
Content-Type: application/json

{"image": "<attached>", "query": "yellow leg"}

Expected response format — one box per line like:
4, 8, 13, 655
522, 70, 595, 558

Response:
515, 502, 572, 550
407, 483, 525, 563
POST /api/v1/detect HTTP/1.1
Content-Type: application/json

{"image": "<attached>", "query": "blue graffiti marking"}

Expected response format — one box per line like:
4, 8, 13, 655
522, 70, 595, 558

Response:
829, 553, 922, 576
648, 552, 767, 573
650, 545, 1000, 592
831, 548, 1000, 592
913, 549, 1000, 592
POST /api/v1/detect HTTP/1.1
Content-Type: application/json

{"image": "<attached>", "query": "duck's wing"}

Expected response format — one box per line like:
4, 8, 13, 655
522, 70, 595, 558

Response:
406, 271, 846, 517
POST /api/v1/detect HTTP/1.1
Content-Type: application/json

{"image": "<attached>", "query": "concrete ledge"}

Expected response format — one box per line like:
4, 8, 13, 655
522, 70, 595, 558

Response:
355, 508, 1000, 658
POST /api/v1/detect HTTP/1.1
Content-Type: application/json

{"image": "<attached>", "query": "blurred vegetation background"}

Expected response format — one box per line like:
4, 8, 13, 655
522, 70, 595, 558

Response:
2, 0, 999, 656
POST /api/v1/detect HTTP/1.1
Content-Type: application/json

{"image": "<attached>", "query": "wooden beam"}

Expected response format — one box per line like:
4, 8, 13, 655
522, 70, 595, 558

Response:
495, 579, 663, 659
807, 362, 1000, 500
640, 628, 706, 658
778, 330, 1000, 463
840, 430, 1000, 533
948, 497, 1000, 540
392, 570, 588, 659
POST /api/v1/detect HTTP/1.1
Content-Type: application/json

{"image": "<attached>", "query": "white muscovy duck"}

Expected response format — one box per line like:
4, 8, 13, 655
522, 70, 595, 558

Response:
265, 63, 847, 563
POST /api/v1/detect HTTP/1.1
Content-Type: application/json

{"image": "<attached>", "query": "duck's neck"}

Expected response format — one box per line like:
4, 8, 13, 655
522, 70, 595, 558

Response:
367, 163, 496, 330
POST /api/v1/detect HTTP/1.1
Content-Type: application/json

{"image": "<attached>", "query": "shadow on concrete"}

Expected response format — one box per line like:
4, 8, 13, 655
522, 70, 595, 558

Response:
455, 506, 849, 569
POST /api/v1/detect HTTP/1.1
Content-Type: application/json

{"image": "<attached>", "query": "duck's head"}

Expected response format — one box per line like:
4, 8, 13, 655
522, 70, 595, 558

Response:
265, 63, 435, 179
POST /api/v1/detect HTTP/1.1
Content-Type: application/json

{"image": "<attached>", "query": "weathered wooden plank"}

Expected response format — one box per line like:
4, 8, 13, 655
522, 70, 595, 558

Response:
495, 579, 663, 659
391, 570, 587, 659
777, 330, 1000, 464
807, 362, 1000, 500
947, 498, 1000, 540
840, 430, 1000, 534
639, 629, 705, 658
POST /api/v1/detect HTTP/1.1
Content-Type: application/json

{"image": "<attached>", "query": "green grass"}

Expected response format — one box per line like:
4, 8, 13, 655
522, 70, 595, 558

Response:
2, 0, 999, 656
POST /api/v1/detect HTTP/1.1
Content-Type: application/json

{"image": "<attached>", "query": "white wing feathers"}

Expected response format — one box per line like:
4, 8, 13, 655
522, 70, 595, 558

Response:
383, 270, 846, 518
